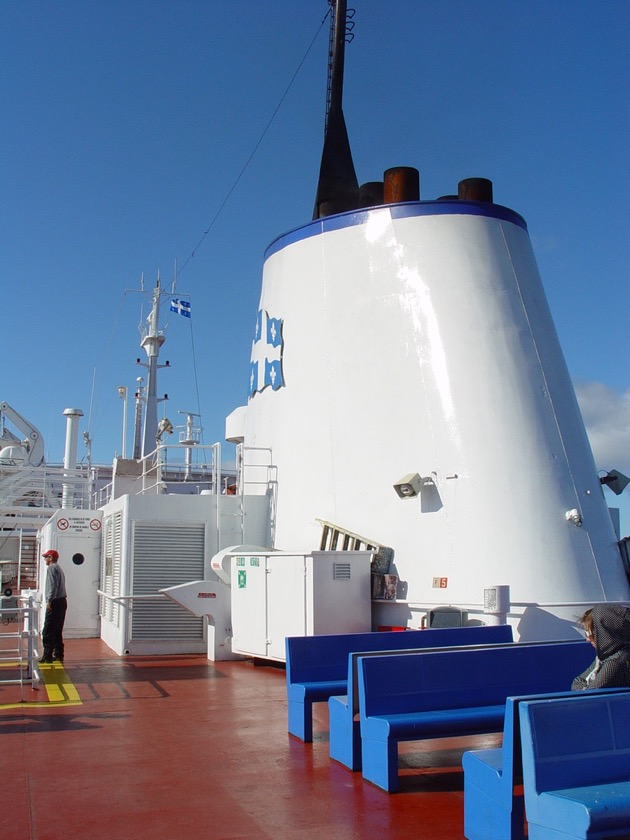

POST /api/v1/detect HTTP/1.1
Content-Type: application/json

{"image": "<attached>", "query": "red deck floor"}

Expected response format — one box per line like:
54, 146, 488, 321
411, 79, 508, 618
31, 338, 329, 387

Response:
0, 638, 500, 839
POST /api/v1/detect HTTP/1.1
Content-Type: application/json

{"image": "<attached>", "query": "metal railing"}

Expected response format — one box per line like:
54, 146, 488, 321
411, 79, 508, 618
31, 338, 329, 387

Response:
236, 445, 276, 495
95, 442, 227, 506
0, 594, 41, 696
93, 442, 275, 507
0, 463, 93, 529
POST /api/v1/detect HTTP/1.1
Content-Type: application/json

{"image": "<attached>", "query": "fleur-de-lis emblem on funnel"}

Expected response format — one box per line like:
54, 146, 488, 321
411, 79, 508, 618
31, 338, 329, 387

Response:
249, 310, 284, 397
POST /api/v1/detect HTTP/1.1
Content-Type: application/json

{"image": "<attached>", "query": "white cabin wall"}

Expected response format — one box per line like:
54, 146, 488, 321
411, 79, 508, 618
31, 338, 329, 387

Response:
39, 509, 102, 638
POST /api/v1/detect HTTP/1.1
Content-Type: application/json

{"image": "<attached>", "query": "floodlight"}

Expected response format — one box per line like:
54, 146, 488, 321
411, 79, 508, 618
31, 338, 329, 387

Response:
393, 473, 423, 499
600, 469, 630, 497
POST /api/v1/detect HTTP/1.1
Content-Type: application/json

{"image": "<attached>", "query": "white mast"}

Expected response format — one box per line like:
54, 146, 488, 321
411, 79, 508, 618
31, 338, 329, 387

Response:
138, 277, 169, 458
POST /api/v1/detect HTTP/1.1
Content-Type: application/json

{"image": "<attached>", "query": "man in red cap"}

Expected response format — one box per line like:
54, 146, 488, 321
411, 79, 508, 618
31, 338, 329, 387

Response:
40, 549, 67, 664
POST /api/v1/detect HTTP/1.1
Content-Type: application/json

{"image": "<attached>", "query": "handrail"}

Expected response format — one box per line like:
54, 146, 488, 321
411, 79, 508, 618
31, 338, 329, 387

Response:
97, 591, 166, 602
379, 598, 630, 610
93, 441, 226, 506
0, 463, 92, 509
0, 595, 41, 695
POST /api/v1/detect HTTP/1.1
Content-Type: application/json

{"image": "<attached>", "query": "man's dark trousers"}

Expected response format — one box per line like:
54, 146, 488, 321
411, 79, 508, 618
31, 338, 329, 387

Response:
42, 597, 67, 661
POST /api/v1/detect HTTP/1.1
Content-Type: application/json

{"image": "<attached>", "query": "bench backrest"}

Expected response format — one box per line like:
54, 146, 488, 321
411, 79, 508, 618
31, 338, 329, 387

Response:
285, 624, 513, 685
357, 641, 594, 718
519, 693, 630, 793
501, 688, 630, 785
348, 639, 517, 716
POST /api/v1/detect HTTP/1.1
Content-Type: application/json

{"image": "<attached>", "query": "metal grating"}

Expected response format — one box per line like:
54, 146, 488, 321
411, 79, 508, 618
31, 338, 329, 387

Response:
333, 562, 352, 580
130, 522, 204, 641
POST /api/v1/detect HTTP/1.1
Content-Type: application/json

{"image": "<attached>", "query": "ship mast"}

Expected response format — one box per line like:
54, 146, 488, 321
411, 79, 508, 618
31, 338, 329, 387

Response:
313, 0, 358, 218
137, 278, 169, 458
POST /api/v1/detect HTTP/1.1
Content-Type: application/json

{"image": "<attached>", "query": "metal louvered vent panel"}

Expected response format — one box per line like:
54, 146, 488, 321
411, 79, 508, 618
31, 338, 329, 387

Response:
333, 562, 352, 580
102, 511, 123, 626
131, 602, 203, 640
131, 523, 205, 641
111, 511, 122, 626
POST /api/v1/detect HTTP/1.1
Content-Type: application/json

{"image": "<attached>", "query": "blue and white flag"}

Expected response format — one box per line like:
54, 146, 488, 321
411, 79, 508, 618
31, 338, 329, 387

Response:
170, 298, 191, 318
264, 358, 284, 391
266, 315, 283, 348
248, 309, 285, 397
248, 361, 259, 398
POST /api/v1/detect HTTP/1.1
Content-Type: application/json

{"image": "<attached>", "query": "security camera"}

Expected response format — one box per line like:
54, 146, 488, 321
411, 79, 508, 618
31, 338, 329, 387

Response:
393, 473, 423, 499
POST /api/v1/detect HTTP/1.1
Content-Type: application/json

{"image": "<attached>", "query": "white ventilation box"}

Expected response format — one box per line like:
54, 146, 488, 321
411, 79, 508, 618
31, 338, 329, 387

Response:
230, 550, 372, 661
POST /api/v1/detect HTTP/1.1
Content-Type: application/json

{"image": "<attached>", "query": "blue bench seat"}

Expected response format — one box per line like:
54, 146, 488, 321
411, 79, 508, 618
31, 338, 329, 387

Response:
519, 693, 630, 839
538, 785, 630, 834
286, 624, 513, 741
463, 688, 630, 840
357, 641, 594, 793
330, 634, 515, 771
377, 705, 506, 739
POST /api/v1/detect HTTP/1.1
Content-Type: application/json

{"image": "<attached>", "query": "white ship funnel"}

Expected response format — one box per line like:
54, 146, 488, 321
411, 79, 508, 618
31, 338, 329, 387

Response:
241, 189, 630, 640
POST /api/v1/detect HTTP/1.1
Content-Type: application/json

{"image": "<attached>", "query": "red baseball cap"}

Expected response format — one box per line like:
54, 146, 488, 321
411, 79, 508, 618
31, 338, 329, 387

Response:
42, 549, 59, 560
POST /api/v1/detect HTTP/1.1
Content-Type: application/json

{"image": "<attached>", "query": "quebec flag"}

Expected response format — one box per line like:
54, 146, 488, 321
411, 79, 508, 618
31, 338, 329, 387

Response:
170, 298, 191, 318
249, 309, 284, 398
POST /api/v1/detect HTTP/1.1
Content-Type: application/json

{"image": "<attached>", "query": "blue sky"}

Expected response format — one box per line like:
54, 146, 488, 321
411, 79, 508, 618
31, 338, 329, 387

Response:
2, 1, 629, 528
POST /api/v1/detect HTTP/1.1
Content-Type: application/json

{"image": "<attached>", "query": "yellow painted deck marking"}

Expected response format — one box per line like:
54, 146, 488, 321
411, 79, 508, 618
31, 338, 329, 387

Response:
41, 663, 81, 703
0, 661, 82, 709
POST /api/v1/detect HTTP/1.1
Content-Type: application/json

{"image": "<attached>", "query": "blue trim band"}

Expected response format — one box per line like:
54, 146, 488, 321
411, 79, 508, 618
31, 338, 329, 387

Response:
264, 200, 528, 260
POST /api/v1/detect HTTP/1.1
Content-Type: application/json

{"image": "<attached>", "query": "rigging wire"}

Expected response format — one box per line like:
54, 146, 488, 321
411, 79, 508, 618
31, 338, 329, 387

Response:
86, 291, 130, 460
174, 9, 332, 446
90, 11, 331, 457
177, 7, 331, 276
187, 317, 205, 445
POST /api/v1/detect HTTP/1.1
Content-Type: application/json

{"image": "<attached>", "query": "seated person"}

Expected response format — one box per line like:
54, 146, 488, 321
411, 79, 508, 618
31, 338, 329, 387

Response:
572, 604, 630, 690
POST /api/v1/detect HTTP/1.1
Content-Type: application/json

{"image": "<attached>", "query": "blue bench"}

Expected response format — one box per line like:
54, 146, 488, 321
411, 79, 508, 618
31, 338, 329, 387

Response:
285, 624, 513, 741
329, 629, 515, 770
462, 688, 630, 840
357, 641, 595, 792
519, 693, 630, 839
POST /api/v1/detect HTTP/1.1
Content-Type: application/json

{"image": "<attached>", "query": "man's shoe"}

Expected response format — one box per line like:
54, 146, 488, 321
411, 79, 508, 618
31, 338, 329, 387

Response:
53, 657, 64, 663
39, 657, 53, 664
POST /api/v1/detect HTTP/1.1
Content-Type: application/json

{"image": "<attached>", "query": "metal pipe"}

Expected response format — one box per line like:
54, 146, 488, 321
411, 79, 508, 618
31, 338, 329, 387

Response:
383, 167, 420, 204
132, 378, 144, 460
458, 177, 493, 202
358, 181, 384, 208
62, 408, 83, 470
97, 591, 167, 602
62, 407, 83, 508
118, 386, 128, 458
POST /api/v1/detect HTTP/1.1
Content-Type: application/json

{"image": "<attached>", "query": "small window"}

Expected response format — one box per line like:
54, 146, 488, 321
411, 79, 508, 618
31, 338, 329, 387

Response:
72, 553, 85, 566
